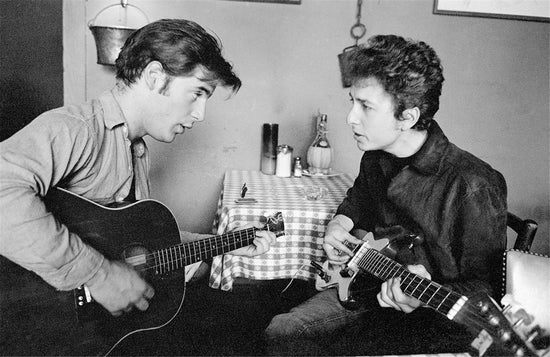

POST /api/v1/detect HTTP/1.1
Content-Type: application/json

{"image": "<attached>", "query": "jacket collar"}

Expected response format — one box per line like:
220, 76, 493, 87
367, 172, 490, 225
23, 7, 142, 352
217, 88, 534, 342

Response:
409, 121, 450, 176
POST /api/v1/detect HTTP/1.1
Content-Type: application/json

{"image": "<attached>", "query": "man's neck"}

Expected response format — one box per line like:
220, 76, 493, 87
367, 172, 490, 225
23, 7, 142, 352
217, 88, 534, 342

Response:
112, 82, 146, 141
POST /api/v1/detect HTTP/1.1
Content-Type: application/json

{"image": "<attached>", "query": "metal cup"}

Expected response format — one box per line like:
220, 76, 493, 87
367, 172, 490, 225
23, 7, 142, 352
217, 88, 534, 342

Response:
261, 123, 278, 175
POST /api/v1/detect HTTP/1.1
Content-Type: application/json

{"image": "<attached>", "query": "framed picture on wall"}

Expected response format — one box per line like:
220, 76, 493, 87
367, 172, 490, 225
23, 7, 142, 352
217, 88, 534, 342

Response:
221, 0, 301, 4
433, 0, 549, 23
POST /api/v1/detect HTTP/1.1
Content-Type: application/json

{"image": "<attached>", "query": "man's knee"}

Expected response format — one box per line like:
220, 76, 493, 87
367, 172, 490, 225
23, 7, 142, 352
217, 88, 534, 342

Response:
265, 312, 306, 340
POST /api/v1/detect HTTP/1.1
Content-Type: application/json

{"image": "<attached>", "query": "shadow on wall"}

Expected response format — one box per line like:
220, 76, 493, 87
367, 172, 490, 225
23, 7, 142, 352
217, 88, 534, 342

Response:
0, 77, 51, 141
0, 0, 63, 142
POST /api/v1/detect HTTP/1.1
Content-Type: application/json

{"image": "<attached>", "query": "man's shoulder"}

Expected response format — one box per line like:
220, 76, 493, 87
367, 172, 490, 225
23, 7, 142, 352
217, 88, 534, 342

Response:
443, 143, 506, 191
32, 97, 105, 133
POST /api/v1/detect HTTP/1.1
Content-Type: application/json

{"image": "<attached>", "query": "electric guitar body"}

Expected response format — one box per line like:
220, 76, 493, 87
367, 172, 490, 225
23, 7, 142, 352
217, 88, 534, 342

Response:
312, 229, 548, 356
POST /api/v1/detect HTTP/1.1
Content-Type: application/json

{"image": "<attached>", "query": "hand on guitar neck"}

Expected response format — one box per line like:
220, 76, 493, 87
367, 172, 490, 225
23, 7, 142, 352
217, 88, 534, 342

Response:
312, 229, 546, 357
323, 219, 429, 314
0, 187, 285, 356
377, 263, 431, 313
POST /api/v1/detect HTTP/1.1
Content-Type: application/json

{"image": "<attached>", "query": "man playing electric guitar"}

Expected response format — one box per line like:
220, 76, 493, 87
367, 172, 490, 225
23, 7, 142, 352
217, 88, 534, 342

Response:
0, 19, 275, 355
265, 34, 508, 356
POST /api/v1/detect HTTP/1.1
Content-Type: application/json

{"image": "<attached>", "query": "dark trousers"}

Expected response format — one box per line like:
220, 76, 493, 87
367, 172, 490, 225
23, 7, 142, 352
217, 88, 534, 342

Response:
113, 278, 315, 356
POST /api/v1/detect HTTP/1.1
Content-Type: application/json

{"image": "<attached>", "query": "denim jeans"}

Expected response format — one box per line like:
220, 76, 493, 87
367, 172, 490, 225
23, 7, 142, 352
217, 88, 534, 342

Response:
264, 288, 366, 355
265, 287, 476, 356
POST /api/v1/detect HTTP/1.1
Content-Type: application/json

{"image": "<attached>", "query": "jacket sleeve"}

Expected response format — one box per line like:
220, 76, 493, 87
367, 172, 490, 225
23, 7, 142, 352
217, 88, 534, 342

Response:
445, 175, 508, 297
0, 113, 105, 290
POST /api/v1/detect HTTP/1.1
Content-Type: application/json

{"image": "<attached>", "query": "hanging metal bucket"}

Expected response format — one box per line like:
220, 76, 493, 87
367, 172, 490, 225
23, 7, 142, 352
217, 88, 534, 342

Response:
88, 3, 149, 66
338, 45, 358, 88
338, 21, 366, 88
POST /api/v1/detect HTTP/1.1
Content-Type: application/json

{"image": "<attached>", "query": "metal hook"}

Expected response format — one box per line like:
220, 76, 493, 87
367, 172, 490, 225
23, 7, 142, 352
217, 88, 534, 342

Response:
350, 0, 366, 45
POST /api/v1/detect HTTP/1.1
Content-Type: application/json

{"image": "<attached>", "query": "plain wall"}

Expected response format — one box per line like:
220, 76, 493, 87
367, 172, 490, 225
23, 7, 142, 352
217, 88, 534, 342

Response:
63, 0, 549, 255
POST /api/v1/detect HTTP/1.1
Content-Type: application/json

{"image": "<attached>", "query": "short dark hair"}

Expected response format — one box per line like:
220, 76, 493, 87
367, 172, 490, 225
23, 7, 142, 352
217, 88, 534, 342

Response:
349, 35, 444, 130
115, 19, 241, 93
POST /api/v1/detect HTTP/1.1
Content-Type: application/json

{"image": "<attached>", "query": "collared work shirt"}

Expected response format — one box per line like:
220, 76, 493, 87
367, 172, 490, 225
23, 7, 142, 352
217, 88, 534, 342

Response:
336, 121, 507, 296
0, 90, 151, 290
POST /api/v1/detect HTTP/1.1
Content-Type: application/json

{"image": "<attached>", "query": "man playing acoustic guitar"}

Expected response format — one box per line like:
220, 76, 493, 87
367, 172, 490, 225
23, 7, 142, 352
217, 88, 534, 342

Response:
265, 34, 508, 355
0, 19, 275, 321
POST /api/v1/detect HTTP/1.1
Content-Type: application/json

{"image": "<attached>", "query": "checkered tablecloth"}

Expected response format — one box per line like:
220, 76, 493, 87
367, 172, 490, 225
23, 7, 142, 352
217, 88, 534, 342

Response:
208, 170, 354, 291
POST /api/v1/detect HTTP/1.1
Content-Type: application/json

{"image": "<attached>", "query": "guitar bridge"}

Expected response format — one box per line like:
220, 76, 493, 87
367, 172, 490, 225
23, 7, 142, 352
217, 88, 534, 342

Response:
311, 261, 330, 283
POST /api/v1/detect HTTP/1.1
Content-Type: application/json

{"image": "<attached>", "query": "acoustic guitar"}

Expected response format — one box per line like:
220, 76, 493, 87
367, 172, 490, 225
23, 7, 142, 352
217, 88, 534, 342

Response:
312, 230, 547, 357
0, 188, 285, 356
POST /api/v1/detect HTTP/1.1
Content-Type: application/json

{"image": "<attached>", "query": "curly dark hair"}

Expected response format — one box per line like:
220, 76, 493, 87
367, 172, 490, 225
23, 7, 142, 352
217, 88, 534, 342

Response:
115, 19, 241, 93
349, 35, 444, 130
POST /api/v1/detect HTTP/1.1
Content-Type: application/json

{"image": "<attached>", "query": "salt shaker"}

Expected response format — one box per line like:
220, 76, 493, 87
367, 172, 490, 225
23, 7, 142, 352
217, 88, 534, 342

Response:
293, 157, 303, 177
276, 145, 293, 177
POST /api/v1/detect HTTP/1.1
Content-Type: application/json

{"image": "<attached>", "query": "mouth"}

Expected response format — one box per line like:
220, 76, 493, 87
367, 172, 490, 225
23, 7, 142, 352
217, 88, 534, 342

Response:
175, 124, 186, 134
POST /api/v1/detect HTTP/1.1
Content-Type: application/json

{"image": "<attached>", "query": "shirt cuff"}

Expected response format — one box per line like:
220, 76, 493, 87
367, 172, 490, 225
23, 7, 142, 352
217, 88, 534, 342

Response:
39, 233, 105, 291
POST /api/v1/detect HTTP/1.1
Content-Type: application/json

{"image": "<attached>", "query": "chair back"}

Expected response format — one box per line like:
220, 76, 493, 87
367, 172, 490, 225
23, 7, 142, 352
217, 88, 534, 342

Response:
507, 212, 538, 251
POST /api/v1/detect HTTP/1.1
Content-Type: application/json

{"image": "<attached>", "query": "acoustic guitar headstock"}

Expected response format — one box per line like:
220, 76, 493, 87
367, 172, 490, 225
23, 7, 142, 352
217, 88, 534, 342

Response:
264, 212, 285, 237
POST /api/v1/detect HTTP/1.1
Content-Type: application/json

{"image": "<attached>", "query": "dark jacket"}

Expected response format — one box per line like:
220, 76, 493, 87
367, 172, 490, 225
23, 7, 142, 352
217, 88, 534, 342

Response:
337, 121, 507, 296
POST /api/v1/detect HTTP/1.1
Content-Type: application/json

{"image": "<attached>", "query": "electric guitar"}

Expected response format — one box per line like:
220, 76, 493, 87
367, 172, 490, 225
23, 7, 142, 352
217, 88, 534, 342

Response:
0, 188, 285, 356
312, 230, 547, 357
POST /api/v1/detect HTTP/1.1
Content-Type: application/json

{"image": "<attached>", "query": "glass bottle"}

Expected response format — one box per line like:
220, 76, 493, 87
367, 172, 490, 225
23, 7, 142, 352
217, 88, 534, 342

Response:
307, 114, 333, 175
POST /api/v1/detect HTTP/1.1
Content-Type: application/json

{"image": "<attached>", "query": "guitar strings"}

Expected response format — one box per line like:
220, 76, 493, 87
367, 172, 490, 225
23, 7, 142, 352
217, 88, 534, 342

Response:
357, 249, 461, 313
354, 247, 520, 350
103, 227, 276, 355
102, 278, 187, 357
127, 227, 260, 274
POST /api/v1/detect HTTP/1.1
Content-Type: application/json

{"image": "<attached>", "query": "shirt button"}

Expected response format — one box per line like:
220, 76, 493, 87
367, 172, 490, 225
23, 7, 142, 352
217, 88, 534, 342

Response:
134, 142, 145, 158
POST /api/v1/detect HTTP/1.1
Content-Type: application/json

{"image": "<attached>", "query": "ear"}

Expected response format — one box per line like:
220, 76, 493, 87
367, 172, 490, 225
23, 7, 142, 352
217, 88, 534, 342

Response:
143, 61, 167, 91
399, 107, 420, 131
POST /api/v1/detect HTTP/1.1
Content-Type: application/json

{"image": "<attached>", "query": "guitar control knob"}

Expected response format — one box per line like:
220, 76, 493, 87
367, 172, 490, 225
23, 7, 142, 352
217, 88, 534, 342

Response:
500, 330, 511, 341
479, 302, 489, 313
514, 346, 525, 357
488, 315, 500, 326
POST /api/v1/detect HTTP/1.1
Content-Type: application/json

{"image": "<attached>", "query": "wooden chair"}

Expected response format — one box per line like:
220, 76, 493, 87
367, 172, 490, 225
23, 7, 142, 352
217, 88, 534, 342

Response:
500, 213, 548, 355
507, 212, 538, 251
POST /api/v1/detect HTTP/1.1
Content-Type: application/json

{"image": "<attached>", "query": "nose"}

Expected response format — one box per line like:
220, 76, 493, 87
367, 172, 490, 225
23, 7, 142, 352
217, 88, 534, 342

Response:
192, 100, 206, 122
346, 106, 360, 126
